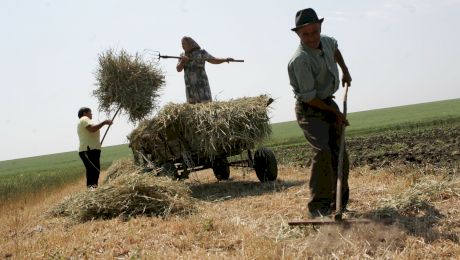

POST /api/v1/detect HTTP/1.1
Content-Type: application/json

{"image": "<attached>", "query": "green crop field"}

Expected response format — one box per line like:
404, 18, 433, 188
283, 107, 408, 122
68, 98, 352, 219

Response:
0, 145, 131, 201
1, 98, 459, 201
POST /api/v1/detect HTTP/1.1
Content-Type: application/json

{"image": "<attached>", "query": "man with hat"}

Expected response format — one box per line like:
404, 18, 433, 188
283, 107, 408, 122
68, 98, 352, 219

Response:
288, 8, 352, 218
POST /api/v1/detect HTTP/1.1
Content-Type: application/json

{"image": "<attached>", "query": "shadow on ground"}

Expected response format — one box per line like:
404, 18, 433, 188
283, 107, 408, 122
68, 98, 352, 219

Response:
189, 179, 305, 201
357, 202, 459, 243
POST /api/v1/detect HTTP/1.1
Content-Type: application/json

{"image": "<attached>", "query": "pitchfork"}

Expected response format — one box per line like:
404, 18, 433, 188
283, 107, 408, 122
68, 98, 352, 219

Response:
151, 51, 244, 63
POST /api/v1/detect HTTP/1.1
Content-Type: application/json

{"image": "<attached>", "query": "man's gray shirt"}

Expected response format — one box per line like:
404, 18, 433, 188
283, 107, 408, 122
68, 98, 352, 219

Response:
288, 35, 340, 103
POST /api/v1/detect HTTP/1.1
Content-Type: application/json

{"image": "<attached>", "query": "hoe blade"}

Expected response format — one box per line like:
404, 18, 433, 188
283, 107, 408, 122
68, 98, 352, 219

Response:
288, 218, 372, 226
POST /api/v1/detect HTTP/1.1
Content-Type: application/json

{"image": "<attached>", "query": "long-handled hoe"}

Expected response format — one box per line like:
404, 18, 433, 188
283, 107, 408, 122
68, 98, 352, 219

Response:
288, 84, 371, 226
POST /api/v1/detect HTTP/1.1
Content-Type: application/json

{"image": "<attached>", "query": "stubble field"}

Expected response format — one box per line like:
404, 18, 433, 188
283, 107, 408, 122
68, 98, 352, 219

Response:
1, 99, 460, 259
1, 163, 459, 259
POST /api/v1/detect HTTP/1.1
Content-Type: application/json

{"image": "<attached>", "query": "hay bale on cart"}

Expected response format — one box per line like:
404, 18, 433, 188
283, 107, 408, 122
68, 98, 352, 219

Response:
128, 95, 278, 182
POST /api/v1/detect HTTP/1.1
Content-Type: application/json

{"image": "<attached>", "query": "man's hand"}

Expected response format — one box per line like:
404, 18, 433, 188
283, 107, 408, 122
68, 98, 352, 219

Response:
104, 120, 113, 126
335, 111, 349, 126
342, 71, 352, 87
334, 49, 352, 87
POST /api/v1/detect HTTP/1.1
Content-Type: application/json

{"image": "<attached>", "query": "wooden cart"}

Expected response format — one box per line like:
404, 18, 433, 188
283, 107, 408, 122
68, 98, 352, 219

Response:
131, 123, 278, 182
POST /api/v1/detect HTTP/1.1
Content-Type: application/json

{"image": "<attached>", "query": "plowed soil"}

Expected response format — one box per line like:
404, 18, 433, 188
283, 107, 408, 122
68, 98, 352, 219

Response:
273, 124, 460, 170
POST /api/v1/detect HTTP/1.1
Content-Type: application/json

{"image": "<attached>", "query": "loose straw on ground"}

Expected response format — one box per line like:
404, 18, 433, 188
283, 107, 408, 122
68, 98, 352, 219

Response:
50, 160, 195, 222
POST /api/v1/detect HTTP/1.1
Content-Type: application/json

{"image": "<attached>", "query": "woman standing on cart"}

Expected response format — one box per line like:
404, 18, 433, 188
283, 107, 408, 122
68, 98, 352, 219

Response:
176, 36, 234, 104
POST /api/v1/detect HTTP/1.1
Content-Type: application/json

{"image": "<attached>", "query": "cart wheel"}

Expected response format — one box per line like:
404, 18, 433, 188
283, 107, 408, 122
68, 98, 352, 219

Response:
178, 162, 191, 180
212, 157, 230, 180
160, 163, 178, 178
254, 148, 278, 182
132, 149, 145, 166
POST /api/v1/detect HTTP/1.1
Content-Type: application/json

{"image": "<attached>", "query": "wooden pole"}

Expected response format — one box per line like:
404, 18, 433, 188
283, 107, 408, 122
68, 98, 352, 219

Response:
100, 106, 122, 145
334, 84, 349, 220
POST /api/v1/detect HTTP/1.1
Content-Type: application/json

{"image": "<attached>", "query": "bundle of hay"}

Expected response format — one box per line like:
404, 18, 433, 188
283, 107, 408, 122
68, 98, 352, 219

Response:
94, 49, 165, 122
129, 95, 272, 162
50, 173, 194, 222
104, 158, 141, 184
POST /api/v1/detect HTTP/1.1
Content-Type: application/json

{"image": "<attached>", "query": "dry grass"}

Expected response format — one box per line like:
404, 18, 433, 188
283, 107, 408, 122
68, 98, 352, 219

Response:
128, 95, 272, 162
49, 173, 194, 222
1, 164, 459, 259
94, 49, 165, 122
103, 158, 142, 184
49, 159, 194, 222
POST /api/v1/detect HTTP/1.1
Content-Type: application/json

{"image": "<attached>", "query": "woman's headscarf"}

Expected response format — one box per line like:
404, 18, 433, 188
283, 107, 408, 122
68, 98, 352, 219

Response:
182, 36, 201, 53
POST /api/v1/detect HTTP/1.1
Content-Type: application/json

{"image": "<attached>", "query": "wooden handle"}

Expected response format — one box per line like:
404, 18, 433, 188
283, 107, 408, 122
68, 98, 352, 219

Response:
159, 55, 244, 63
100, 106, 121, 145
159, 55, 182, 59
343, 84, 349, 117
336, 84, 349, 215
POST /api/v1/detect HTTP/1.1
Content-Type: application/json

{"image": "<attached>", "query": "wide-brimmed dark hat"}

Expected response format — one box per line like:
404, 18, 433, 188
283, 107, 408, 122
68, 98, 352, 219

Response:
291, 8, 324, 31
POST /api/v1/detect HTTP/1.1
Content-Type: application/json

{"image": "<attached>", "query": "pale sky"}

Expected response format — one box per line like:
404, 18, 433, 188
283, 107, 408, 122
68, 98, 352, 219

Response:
1, 0, 460, 161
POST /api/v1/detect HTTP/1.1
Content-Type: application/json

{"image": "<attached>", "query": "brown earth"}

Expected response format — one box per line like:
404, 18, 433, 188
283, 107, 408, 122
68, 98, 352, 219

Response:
274, 124, 460, 171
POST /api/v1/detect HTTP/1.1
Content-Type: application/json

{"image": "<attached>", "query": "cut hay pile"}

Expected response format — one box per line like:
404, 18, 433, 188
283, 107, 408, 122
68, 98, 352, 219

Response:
377, 176, 460, 215
104, 157, 142, 184
94, 49, 165, 122
50, 167, 194, 222
129, 95, 272, 162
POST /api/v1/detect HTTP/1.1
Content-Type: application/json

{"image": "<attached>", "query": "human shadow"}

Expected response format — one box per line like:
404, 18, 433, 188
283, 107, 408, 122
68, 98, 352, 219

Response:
189, 179, 305, 201
358, 202, 458, 243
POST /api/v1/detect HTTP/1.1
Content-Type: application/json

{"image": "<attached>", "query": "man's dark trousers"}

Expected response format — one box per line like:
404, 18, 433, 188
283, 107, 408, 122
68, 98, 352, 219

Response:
79, 149, 101, 187
295, 98, 349, 215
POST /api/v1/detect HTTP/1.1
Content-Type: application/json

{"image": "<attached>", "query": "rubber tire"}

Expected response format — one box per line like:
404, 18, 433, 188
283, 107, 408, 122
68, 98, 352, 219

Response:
212, 157, 230, 180
254, 148, 278, 182
160, 163, 178, 178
